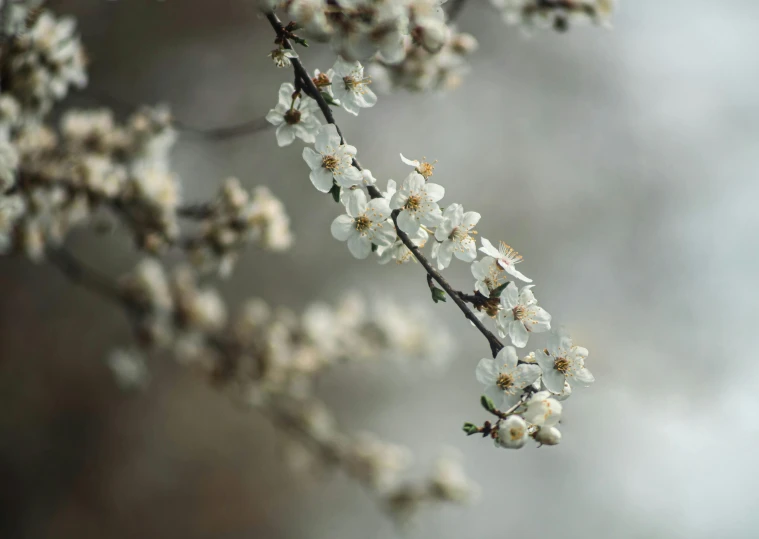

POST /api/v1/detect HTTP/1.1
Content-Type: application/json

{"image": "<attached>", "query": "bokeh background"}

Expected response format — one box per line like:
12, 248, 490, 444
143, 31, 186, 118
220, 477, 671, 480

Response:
2, 0, 759, 537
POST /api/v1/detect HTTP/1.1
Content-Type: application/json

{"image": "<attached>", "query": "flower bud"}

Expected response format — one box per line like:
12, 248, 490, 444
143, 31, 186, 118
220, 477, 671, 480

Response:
496, 415, 528, 449
534, 426, 561, 446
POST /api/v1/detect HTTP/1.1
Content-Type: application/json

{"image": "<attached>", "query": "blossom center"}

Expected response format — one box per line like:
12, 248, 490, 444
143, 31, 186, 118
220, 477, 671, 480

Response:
312, 73, 331, 88
404, 194, 422, 211
354, 215, 371, 232
284, 109, 301, 125
498, 242, 523, 266
418, 161, 435, 178
508, 425, 525, 441
513, 305, 526, 320
344, 75, 371, 92
496, 373, 513, 390
554, 357, 570, 374
322, 155, 339, 170
449, 227, 467, 242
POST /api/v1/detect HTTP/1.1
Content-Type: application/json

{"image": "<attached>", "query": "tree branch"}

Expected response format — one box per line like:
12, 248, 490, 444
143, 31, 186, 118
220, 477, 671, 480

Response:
265, 11, 505, 358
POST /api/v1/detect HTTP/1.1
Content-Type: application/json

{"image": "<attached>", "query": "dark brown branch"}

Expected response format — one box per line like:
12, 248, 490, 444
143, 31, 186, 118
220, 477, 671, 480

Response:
46, 248, 125, 305
266, 11, 505, 358
392, 212, 504, 357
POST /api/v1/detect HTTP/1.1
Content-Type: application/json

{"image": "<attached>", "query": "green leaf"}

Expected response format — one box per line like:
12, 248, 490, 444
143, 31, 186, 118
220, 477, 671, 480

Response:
431, 287, 446, 304
480, 395, 496, 414
462, 422, 479, 436
320, 92, 340, 107
491, 281, 511, 298
330, 183, 341, 203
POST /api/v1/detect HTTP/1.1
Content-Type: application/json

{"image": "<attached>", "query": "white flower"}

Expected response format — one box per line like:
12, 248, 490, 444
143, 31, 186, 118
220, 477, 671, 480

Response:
269, 47, 298, 68
471, 256, 506, 297
522, 390, 562, 427
106, 349, 150, 391
475, 346, 540, 408
479, 237, 532, 283
400, 153, 435, 179
429, 450, 479, 503
331, 57, 377, 115
378, 226, 428, 264
431, 203, 480, 270
536, 329, 595, 393
331, 190, 395, 259
266, 82, 322, 147
496, 415, 528, 449
302, 124, 362, 192
497, 282, 551, 348
389, 172, 444, 235
534, 426, 561, 446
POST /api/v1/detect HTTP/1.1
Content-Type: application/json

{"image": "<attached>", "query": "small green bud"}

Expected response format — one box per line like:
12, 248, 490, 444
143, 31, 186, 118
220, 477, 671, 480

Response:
462, 422, 479, 436
480, 395, 496, 414
431, 287, 447, 303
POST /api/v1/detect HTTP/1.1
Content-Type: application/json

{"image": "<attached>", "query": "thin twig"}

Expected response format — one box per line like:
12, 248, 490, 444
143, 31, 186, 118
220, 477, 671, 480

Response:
46, 248, 125, 305
265, 11, 505, 358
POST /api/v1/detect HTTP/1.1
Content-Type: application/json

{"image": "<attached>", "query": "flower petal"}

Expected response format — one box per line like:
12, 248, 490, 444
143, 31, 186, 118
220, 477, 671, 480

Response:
331, 214, 354, 241
475, 357, 498, 385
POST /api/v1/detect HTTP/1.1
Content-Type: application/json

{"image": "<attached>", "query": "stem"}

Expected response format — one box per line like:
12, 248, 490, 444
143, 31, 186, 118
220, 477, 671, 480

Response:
265, 11, 505, 358
47, 248, 126, 305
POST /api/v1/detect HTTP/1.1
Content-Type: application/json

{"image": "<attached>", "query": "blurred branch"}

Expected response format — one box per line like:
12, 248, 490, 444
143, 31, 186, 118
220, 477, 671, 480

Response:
93, 91, 271, 141
266, 11, 505, 358
46, 248, 126, 305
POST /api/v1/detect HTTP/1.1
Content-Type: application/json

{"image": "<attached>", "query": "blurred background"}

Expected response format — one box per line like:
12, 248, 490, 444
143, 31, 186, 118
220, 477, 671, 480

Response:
2, 0, 759, 537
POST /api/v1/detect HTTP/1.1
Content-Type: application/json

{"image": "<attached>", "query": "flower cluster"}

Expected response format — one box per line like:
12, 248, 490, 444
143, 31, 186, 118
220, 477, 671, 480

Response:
0, 104, 182, 259
369, 28, 479, 92
469, 327, 593, 449
490, 0, 615, 31
1, 9, 87, 117
112, 257, 474, 517
184, 178, 293, 277
273, 46, 593, 452
274, 0, 449, 61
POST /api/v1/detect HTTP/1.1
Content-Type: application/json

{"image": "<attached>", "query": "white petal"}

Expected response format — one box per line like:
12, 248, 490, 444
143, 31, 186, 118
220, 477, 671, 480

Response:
514, 364, 541, 387
501, 282, 518, 308
310, 168, 334, 193
462, 211, 481, 230
345, 189, 367, 217
336, 165, 363, 188
347, 234, 371, 259
316, 123, 341, 152
302, 147, 323, 171
400, 154, 420, 167
504, 265, 533, 283
435, 242, 454, 270
509, 321, 529, 348
396, 209, 420, 235
496, 346, 518, 370
275, 124, 296, 147
542, 368, 566, 394
475, 357, 498, 385
424, 182, 445, 202
479, 238, 501, 259
574, 367, 595, 387
331, 215, 354, 241
367, 198, 391, 221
